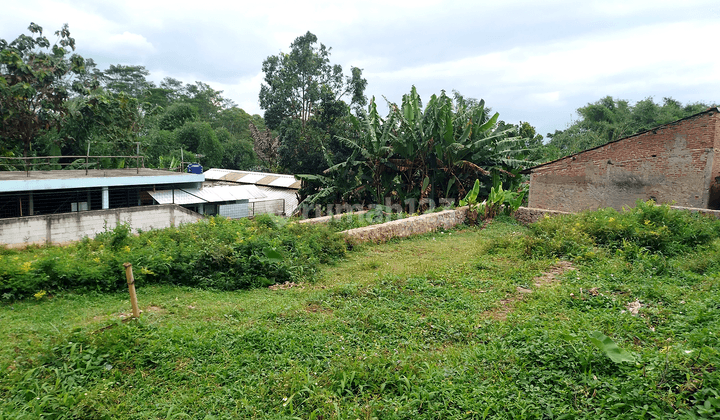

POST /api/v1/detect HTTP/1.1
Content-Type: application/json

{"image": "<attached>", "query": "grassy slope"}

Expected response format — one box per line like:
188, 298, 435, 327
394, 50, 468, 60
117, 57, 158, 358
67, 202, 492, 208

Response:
1, 218, 718, 419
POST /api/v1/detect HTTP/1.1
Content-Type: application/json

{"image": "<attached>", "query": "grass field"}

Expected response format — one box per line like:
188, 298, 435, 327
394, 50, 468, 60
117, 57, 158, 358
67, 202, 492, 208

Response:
1, 209, 719, 419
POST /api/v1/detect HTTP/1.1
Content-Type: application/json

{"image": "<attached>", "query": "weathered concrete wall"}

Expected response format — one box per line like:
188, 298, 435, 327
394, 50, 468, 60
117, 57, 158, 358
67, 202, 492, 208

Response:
298, 211, 369, 225
513, 207, 572, 224
0, 204, 201, 248
342, 208, 468, 242
528, 110, 720, 212
670, 205, 720, 219
515, 204, 720, 224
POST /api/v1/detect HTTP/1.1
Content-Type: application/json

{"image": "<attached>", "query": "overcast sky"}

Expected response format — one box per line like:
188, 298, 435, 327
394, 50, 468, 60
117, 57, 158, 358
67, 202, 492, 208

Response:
2, 0, 719, 137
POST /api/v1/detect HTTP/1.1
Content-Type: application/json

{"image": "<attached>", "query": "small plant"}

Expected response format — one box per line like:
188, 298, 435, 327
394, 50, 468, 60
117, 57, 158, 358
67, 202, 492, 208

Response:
587, 330, 636, 363
459, 179, 483, 224
460, 179, 528, 224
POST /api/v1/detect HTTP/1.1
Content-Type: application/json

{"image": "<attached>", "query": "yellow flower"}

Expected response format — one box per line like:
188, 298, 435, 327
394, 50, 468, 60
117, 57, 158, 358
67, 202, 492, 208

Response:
123, 245, 131, 253
644, 220, 651, 225
20, 261, 32, 273
93, 257, 101, 263
608, 217, 615, 223
34, 290, 46, 300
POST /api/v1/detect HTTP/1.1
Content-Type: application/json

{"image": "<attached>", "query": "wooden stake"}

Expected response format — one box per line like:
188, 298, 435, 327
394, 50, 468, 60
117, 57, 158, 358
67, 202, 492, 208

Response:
123, 263, 141, 318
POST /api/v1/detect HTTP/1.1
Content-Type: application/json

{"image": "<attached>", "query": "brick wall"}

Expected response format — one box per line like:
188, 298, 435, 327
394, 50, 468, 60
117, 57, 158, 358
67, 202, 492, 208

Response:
0, 204, 202, 248
528, 110, 720, 212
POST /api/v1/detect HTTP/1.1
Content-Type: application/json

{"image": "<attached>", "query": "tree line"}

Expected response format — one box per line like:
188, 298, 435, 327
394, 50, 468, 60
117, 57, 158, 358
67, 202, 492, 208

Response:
2, 23, 715, 209
0, 23, 266, 171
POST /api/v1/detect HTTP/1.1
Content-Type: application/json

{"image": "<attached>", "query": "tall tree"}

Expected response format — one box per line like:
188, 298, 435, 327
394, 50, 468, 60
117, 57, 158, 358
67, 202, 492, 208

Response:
258, 32, 367, 175
258, 31, 367, 134
101, 64, 151, 98
0, 23, 86, 156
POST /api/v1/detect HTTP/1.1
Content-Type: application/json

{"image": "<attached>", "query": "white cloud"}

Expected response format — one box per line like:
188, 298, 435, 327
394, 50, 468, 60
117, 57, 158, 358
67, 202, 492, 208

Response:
100, 31, 155, 56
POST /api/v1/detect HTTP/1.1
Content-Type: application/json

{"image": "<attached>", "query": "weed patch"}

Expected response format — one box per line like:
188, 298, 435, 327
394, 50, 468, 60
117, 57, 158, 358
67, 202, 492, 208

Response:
1, 207, 719, 418
0, 215, 347, 300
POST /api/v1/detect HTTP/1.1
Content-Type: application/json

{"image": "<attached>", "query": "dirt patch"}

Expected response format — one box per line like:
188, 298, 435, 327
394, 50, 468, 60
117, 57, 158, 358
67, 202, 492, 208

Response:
483, 261, 575, 321
305, 304, 332, 314
93, 305, 166, 323
533, 260, 575, 287
269, 281, 304, 291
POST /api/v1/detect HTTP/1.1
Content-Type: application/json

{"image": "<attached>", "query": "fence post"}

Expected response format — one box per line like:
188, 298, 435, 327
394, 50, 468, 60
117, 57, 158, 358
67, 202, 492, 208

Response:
123, 263, 141, 318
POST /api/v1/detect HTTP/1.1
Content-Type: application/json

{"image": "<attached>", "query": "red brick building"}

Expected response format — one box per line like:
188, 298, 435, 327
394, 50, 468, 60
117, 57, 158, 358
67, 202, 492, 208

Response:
524, 107, 720, 212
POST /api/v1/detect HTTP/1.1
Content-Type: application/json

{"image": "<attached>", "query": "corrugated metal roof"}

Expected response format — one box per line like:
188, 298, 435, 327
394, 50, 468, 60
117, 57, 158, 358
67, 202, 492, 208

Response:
203, 168, 300, 190
149, 185, 267, 205
256, 175, 279, 186
223, 172, 246, 182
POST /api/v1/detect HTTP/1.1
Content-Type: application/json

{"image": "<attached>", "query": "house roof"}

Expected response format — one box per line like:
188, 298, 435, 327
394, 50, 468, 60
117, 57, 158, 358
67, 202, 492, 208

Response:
521, 106, 720, 174
203, 168, 302, 189
0, 169, 204, 193
148, 184, 266, 205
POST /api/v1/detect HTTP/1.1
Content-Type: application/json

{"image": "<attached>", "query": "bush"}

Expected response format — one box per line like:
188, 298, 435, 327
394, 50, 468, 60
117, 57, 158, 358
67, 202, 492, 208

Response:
0, 216, 347, 300
525, 200, 720, 260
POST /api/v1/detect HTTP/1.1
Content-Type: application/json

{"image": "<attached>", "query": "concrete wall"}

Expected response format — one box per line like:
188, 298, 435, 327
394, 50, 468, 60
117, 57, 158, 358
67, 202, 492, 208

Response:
0, 204, 202, 248
528, 110, 720, 212
297, 211, 369, 225
513, 207, 572, 224
342, 208, 468, 243
670, 205, 720, 219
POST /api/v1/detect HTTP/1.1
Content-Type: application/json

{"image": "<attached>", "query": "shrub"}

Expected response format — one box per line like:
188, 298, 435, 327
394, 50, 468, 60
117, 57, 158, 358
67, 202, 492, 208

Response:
0, 216, 347, 300
525, 200, 720, 260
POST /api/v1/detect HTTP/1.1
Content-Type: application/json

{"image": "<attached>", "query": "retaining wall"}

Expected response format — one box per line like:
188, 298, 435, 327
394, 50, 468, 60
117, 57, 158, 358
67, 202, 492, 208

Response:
669, 206, 720, 219
513, 207, 572, 224
0, 204, 202, 248
312, 203, 718, 244
298, 211, 369, 225
342, 208, 469, 242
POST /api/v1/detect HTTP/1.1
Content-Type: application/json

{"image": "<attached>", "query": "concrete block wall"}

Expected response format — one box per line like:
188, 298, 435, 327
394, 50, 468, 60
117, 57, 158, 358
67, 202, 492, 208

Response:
297, 211, 369, 225
528, 110, 720, 213
0, 205, 202, 248
513, 207, 572, 224
342, 208, 468, 242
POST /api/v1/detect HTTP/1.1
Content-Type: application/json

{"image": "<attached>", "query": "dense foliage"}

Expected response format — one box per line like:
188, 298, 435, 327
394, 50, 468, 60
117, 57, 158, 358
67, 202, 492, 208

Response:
259, 31, 367, 176
299, 87, 537, 210
525, 200, 720, 260
0, 215, 346, 301
0, 23, 85, 157
1, 24, 265, 171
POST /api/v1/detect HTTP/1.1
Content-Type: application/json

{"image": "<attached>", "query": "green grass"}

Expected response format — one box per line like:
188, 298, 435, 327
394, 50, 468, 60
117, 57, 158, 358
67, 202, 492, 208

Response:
1, 208, 719, 419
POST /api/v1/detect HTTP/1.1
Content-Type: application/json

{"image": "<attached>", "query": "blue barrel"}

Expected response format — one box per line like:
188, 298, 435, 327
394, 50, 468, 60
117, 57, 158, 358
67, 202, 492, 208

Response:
187, 163, 203, 174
